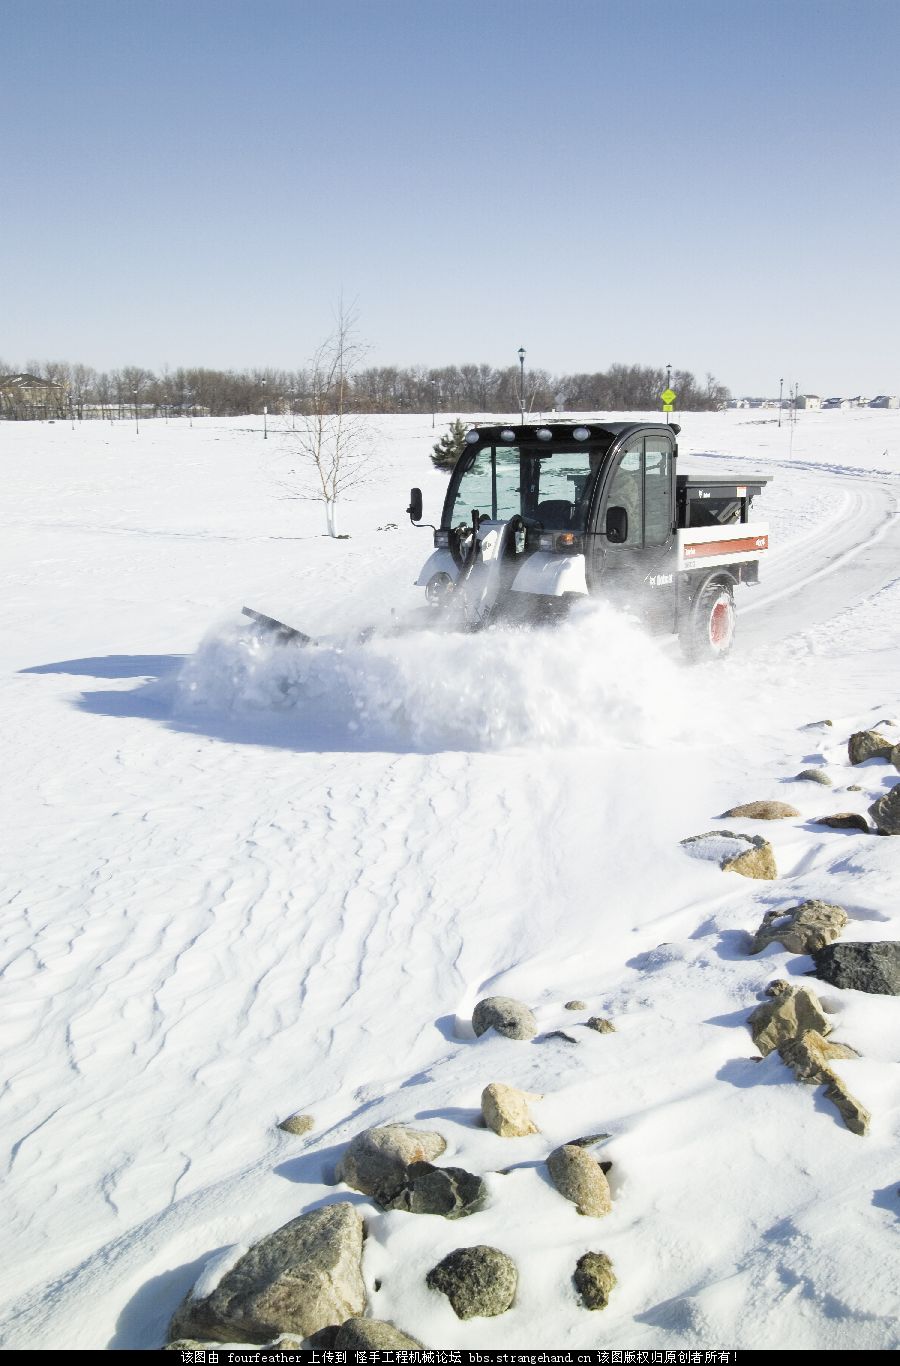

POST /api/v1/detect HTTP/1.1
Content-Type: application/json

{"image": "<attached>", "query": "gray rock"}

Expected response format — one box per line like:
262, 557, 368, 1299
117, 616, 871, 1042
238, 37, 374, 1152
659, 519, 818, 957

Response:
721, 800, 800, 819
567, 1132, 611, 1148
380, 1162, 488, 1218
544, 1030, 578, 1044
334, 1318, 423, 1348
585, 1017, 616, 1034
573, 1251, 617, 1310
811, 941, 900, 995
278, 1114, 315, 1136
168, 1204, 365, 1345
812, 813, 871, 833
748, 986, 831, 1056
869, 783, 900, 835
848, 729, 894, 764
547, 1144, 612, 1216
426, 1246, 517, 1320
564, 999, 587, 1010
472, 996, 537, 1041
481, 1082, 540, 1137
796, 768, 833, 785
336, 1125, 446, 1201
893, 745, 900, 774
750, 900, 848, 955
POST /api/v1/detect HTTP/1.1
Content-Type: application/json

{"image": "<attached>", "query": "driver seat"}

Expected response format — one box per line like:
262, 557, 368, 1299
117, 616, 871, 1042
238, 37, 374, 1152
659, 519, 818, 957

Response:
537, 499, 575, 529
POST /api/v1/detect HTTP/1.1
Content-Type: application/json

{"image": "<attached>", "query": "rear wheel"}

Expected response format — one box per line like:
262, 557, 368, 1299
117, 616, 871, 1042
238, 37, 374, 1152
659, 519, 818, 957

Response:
680, 581, 735, 661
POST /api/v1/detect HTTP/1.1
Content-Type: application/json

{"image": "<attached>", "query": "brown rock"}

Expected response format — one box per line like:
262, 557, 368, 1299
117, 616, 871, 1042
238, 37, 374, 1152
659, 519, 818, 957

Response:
869, 783, 900, 835
848, 730, 894, 764
278, 1114, 315, 1136
573, 1251, 617, 1310
585, 1017, 616, 1034
721, 800, 800, 820
723, 838, 777, 879
748, 986, 831, 1056
778, 1030, 869, 1136
336, 1125, 447, 1201
547, 1144, 612, 1217
812, 813, 871, 833
481, 1082, 540, 1138
750, 900, 848, 955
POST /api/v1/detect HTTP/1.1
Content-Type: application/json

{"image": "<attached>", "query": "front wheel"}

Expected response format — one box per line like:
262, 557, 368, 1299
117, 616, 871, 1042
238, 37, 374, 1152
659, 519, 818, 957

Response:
680, 581, 735, 662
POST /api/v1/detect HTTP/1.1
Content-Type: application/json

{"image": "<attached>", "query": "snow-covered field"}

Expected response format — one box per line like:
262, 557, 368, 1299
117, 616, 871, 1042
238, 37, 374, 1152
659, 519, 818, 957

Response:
2, 409, 899, 1350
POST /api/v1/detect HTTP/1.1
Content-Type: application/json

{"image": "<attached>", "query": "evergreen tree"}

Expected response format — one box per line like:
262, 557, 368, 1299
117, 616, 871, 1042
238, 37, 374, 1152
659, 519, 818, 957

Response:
431, 418, 470, 470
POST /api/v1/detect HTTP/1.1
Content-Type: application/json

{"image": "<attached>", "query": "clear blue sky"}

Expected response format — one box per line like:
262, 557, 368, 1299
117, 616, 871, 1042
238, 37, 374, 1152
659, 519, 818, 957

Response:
2, 0, 898, 394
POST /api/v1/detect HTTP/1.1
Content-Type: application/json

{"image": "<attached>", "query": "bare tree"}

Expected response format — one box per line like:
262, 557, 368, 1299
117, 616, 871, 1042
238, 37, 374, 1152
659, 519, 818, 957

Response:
283, 302, 372, 537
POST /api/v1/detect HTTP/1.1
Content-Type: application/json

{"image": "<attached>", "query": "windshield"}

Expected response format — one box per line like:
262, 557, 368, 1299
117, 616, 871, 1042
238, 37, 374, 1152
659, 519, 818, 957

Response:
447, 446, 601, 530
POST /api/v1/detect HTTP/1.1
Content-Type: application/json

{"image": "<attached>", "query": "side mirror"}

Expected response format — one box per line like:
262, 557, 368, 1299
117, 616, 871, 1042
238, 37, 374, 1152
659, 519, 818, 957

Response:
606, 505, 628, 544
407, 487, 423, 523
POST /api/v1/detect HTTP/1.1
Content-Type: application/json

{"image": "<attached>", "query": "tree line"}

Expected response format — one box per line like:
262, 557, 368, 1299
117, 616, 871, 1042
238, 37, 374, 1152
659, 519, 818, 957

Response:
0, 357, 730, 420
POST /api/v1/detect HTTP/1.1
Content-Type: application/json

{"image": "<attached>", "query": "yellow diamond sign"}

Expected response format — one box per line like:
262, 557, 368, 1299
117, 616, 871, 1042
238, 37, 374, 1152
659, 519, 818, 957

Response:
661, 388, 676, 404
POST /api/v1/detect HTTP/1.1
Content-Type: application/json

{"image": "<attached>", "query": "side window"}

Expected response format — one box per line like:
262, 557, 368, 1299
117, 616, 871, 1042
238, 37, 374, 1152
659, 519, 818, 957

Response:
644, 437, 672, 545
606, 442, 643, 546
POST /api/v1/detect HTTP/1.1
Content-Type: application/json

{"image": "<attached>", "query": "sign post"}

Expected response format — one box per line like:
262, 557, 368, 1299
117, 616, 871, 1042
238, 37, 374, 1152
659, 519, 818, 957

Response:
660, 387, 677, 424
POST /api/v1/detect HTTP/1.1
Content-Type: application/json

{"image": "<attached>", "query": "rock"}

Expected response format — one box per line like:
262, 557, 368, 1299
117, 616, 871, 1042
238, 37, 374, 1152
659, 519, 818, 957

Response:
278, 1114, 315, 1136
847, 784, 863, 792
812, 813, 871, 833
778, 1030, 869, 1136
893, 745, 900, 773
802, 719, 833, 729
168, 1204, 365, 1345
585, 1017, 616, 1033
380, 1162, 488, 1218
681, 830, 777, 878
811, 941, 900, 995
573, 1251, 617, 1310
848, 729, 894, 764
765, 979, 794, 997
796, 769, 833, 785
426, 1246, 517, 1320
481, 1082, 540, 1138
721, 800, 800, 819
565, 999, 587, 1010
544, 1030, 578, 1044
472, 996, 537, 1040
723, 837, 777, 880
750, 900, 848, 955
334, 1319, 423, 1348
869, 784, 900, 835
748, 986, 831, 1056
547, 1144, 612, 1216
336, 1125, 446, 1201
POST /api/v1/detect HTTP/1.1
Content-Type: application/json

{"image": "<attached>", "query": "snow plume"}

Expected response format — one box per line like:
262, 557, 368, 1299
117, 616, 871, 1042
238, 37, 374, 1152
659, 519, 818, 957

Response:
174, 602, 729, 752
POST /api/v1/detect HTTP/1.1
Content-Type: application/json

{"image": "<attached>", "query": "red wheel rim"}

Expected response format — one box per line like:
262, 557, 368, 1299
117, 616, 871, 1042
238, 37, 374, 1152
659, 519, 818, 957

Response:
709, 599, 732, 647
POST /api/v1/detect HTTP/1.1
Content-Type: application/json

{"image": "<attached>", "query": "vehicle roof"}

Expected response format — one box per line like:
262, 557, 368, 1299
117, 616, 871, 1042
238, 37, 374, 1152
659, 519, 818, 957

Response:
469, 419, 680, 442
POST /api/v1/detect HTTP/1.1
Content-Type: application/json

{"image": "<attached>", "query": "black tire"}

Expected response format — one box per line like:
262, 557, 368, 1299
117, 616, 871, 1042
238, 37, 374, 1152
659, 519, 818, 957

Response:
680, 580, 736, 662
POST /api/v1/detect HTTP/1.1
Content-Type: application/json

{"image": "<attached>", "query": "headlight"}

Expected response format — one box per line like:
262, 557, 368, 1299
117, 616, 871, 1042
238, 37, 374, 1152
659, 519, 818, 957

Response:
539, 531, 582, 554
434, 529, 450, 548
425, 572, 454, 605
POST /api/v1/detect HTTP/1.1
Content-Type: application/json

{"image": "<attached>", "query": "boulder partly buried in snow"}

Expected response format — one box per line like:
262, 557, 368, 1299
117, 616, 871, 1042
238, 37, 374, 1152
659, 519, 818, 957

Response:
336, 1125, 447, 1202
810, 941, 900, 995
778, 1030, 869, 1136
547, 1144, 612, 1217
748, 985, 831, 1056
796, 768, 833, 786
848, 730, 894, 764
379, 1162, 488, 1218
721, 800, 800, 820
334, 1319, 423, 1348
481, 1082, 540, 1137
750, 900, 848, 956
168, 1204, 365, 1345
812, 812, 871, 833
681, 830, 777, 879
278, 1113, 315, 1136
472, 996, 537, 1040
869, 783, 900, 835
573, 1251, 617, 1310
426, 1246, 518, 1320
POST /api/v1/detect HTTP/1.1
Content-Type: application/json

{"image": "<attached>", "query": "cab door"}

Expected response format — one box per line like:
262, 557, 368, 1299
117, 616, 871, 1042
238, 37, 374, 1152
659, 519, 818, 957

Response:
587, 432, 677, 629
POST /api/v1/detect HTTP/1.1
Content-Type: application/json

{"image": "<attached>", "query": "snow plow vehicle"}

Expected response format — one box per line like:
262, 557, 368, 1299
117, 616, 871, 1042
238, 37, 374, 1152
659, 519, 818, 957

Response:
407, 420, 770, 659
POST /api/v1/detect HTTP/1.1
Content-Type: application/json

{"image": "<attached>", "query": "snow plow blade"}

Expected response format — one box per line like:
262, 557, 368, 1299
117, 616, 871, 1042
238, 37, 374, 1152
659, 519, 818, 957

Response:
241, 606, 314, 645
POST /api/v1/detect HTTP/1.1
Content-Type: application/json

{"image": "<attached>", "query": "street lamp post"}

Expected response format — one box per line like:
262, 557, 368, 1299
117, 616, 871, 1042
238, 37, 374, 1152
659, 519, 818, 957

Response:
666, 362, 672, 391
134, 388, 139, 435
518, 347, 526, 425
778, 377, 784, 428
430, 378, 437, 428
262, 378, 267, 440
